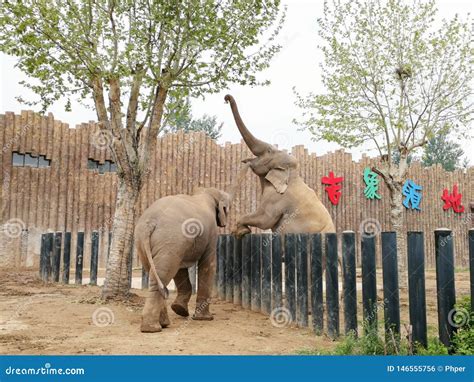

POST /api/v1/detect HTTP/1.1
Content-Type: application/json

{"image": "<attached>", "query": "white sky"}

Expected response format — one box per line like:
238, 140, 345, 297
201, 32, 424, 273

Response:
1, 0, 472, 163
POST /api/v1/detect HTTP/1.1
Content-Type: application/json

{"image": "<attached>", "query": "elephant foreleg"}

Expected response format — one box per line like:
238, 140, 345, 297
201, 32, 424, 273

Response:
171, 268, 192, 317
192, 248, 216, 321
234, 207, 282, 237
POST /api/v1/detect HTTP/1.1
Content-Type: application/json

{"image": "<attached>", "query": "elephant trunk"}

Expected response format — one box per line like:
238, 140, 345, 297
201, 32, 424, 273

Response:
224, 94, 270, 156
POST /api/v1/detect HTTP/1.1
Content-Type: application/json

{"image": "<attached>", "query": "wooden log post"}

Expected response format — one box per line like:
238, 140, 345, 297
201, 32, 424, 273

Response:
296, 233, 309, 327
361, 233, 377, 333
325, 233, 339, 338
407, 231, 427, 348
311, 233, 323, 334
381, 232, 400, 341
62, 232, 71, 284
90, 231, 99, 285
342, 231, 357, 335
75, 232, 84, 285
435, 229, 456, 350
250, 234, 262, 312
261, 234, 272, 314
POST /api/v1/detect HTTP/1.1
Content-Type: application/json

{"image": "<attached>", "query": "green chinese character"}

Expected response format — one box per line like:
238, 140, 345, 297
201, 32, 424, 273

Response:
363, 167, 381, 200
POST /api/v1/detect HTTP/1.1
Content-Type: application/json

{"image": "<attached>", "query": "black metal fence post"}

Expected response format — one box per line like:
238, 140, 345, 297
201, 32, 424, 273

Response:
326, 233, 339, 339
51, 232, 62, 282
242, 235, 251, 309
62, 232, 71, 284
381, 232, 400, 340
225, 235, 234, 302
435, 229, 456, 350
271, 233, 283, 312
90, 231, 99, 285
189, 264, 197, 294
361, 233, 377, 333
284, 233, 296, 324
469, 229, 474, 312
261, 234, 272, 315
296, 233, 309, 327
233, 237, 242, 306
217, 235, 226, 300
311, 233, 323, 334
75, 232, 84, 285
342, 231, 357, 335
142, 267, 149, 289
250, 234, 262, 312
407, 231, 427, 348
39, 233, 53, 281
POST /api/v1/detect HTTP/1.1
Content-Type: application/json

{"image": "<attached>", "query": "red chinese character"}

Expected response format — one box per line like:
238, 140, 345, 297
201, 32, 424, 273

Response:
321, 171, 344, 205
441, 184, 465, 213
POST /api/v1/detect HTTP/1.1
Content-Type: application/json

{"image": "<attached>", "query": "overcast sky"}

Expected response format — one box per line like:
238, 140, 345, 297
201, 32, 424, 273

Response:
1, 0, 472, 164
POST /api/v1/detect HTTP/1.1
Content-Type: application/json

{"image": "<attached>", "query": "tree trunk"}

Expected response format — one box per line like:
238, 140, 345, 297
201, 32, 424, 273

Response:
102, 179, 140, 298
387, 180, 407, 288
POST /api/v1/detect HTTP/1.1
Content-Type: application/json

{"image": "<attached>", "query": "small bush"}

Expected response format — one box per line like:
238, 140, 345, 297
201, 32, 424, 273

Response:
451, 297, 474, 355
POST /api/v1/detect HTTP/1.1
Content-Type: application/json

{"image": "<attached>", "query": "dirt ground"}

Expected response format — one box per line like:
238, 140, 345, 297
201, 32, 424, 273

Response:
0, 269, 334, 355
0, 268, 470, 355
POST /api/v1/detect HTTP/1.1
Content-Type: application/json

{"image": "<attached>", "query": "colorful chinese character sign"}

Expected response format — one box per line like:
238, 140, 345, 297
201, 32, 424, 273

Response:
441, 184, 465, 213
363, 167, 381, 200
321, 171, 344, 205
402, 179, 422, 210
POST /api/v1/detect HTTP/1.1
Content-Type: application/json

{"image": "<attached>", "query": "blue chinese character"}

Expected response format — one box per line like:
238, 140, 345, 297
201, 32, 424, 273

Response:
402, 179, 422, 210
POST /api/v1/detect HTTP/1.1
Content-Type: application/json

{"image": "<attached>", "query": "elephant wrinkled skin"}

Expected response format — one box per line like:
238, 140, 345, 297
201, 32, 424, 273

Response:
135, 187, 231, 333
224, 94, 335, 237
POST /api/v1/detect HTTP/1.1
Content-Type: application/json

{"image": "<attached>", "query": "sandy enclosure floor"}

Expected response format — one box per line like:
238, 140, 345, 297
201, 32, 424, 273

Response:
0, 269, 470, 355
0, 269, 333, 355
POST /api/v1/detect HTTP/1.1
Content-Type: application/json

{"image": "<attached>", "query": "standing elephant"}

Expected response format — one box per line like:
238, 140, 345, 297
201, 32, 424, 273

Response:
135, 187, 231, 333
224, 94, 335, 236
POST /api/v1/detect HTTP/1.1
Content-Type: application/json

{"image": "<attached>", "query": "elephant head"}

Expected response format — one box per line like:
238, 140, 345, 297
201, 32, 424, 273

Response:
195, 188, 231, 227
224, 94, 298, 194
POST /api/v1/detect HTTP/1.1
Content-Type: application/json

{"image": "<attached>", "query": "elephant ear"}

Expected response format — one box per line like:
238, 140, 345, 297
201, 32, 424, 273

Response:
265, 167, 289, 194
217, 200, 228, 227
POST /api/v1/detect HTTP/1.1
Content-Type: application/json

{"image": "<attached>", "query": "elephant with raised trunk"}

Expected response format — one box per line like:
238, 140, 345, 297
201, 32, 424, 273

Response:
135, 187, 231, 333
224, 94, 335, 236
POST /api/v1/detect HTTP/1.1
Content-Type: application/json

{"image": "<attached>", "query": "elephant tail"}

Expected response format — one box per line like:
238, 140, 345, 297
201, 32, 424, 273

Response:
138, 224, 169, 299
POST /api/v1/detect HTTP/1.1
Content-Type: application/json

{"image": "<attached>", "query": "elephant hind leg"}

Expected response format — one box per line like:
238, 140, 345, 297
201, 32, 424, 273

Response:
171, 268, 192, 317
141, 290, 164, 333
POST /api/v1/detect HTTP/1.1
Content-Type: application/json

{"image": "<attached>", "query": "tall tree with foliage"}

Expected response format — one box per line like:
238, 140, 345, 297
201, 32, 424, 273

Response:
296, 0, 473, 283
422, 130, 465, 171
162, 95, 223, 139
0, 0, 284, 297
